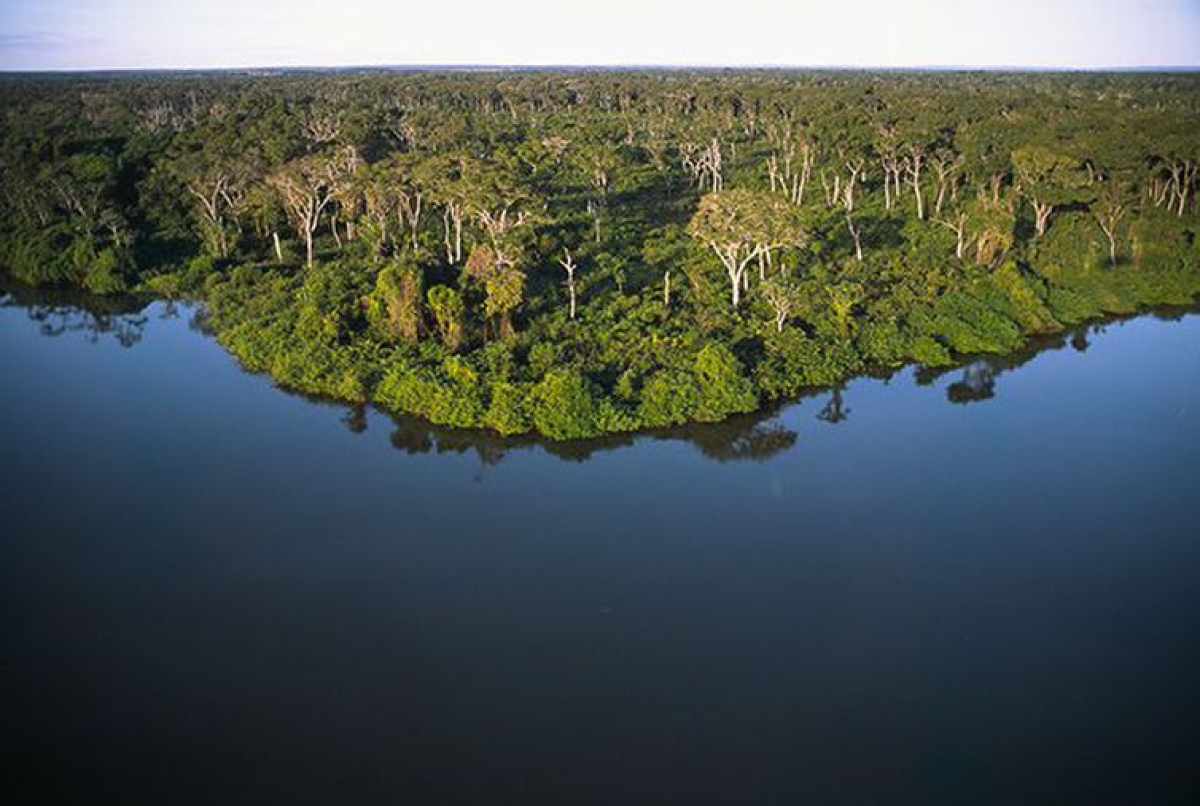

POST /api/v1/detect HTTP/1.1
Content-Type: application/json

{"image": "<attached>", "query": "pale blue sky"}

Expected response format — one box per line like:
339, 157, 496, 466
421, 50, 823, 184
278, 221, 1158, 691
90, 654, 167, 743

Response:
1, 0, 1198, 71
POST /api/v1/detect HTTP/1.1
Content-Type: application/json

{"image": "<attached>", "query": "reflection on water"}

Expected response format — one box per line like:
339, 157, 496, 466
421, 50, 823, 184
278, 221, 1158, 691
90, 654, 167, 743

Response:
817, 387, 851, 423
1, 281, 151, 347
918, 306, 1199, 407
3, 276, 1198, 468
947, 364, 997, 404
4, 276, 1200, 806
380, 408, 799, 466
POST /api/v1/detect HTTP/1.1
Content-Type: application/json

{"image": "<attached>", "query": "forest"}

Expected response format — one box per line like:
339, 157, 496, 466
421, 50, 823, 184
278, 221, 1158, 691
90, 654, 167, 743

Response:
1, 69, 1198, 439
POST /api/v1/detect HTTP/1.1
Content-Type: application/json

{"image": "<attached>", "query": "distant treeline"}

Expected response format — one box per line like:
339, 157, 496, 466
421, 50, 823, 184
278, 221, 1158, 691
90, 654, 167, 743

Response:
1, 70, 1198, 437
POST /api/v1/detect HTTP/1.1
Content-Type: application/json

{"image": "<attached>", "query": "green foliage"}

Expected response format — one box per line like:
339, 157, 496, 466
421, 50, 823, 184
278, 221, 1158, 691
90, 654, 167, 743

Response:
426, 285, 465, 351
985, 262, 1059, 333
528, 369, 599, 440
295, 260, 371, 345
366, 261, 422, 343
909, 335, 954, 367
3, 69, 1198, 439
1011, 146, 1091, 209
376, 359, 484, 429
826, 282, 866, 339
693, 343, 759, 421
81, 248, 131, 295
639, 370, 700, 427
757, 328, 864, 396
484, 381, 529, 435
855, 318, 910, 367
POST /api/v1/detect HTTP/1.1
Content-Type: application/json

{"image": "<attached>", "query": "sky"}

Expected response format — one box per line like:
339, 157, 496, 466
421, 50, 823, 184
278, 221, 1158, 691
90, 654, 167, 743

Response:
0, 0, 1198, 71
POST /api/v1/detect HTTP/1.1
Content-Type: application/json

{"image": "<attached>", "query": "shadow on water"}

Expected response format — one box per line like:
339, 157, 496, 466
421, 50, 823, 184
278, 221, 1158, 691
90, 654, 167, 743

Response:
1, 277, 153, 347
379, 405, 800, 469
1, 277, 802, 468
917, 303, 1200, 407
6, 275, 1199, 469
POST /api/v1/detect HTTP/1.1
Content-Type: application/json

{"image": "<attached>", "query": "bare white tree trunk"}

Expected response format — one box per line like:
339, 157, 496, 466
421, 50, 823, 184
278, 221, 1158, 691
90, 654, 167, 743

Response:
1177, 161, 1196, 216
558, 249, 578, 320
710, 241, 763, 310
1033, 201, 1053, 237
796, 143, 815, 206
452, 204, 464, 263
938, 214, 968, 260
397, 192, 422, 251
846, 212, 863, 262
907, 150, 926, 220
1094, 202, 1128, 267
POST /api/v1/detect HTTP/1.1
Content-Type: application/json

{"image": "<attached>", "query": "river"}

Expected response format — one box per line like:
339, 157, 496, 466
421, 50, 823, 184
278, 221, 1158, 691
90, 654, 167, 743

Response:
2, 284, 1199, 805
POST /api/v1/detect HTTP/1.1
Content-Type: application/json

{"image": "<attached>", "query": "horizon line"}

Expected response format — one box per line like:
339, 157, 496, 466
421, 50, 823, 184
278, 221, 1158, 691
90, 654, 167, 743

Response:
3, 62, 1200, 76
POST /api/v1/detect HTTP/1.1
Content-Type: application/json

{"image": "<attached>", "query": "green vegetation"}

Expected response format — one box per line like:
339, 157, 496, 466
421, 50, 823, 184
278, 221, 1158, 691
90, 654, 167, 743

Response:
2, 70, 1198, 439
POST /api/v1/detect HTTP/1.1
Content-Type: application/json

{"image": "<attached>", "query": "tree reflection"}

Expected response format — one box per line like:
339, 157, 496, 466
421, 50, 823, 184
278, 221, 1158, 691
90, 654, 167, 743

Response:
684, 416, 798, 462
947, 362, 997, 404
384, 407, 799, 468
2, 280, 149, 347
817, 388, 850, 424
10, 277, 1195, 470
341, 404, 369, 435
928, 319, 1124, 406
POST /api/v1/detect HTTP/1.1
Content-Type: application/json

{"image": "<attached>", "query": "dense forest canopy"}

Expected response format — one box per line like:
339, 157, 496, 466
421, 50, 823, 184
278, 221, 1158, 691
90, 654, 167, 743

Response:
2, 69, 1198, 438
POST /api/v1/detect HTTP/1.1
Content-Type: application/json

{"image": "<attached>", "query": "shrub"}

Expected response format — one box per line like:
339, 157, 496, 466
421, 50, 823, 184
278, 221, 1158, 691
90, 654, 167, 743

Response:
693, 343, 758, 421
528, 369, 599, 440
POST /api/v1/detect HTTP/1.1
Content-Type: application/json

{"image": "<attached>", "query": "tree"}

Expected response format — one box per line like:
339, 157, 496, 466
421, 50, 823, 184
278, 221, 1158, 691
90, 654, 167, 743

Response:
906, 141, 928, 221
761, 275, 800, 332
693, 343, 758, 421
835, 159, 867, 261
765, 117, 817, 206
687, 189, 807, 310
937, 207, 970, 260
529, 369, 598, 440
930, 147, 963, 217
427, 285, 465, 351
391, 155, 426, 253
268, 146, 359, 268
45, 151, 134, 290
826, 282, 865, 339
966, 190, 1016, 267
419, 153, 476, 265
465, 245, 524, 340
354, 164, 396, 258
178, 159, 252, 259
570, 138, 623, 242
1011, 146, 1090, 237
456, 163, 541, 339
681, 138, 723, 192
877, 123, 906, 212
367, 261, 422, 343
558, 248, 580, 320
1092, 177, 1133, 266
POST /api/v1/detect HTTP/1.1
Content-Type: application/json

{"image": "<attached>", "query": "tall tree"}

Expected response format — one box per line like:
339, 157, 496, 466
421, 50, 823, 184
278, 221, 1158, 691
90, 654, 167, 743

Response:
687, 189, 807, 310
1011, 146, 1090, 237
268, 146, 359, 268
1092, 177, 1133, 267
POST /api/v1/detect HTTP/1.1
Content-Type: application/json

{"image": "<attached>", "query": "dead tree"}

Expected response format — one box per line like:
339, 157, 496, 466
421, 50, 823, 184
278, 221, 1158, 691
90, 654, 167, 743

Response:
558, 248, 579, 320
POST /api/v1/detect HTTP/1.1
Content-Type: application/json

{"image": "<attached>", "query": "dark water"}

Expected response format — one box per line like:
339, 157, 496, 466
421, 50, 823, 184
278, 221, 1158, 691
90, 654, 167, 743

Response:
2, 285, 1199, 806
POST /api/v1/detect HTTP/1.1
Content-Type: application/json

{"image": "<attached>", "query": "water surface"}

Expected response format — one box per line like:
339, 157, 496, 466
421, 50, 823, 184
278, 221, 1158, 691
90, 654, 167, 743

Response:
2, 286, 1199, 805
